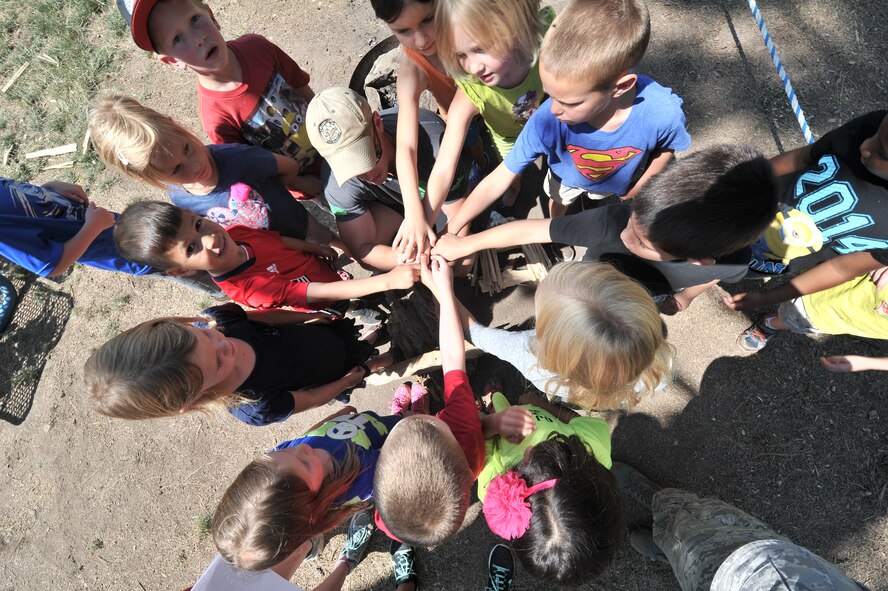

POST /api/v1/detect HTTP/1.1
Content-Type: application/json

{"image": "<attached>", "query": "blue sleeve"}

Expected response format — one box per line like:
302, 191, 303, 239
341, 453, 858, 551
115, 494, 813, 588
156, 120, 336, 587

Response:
655, 90, 691, 152
0, 223, 63, 276
503, 102, 551, 174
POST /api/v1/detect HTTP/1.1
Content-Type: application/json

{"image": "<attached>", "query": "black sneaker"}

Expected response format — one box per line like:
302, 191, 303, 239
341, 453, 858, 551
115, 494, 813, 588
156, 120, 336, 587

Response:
485, 544, 514, 591
390, 540, 417, 589
338, 510, 375, 573
611, 462, 662, 510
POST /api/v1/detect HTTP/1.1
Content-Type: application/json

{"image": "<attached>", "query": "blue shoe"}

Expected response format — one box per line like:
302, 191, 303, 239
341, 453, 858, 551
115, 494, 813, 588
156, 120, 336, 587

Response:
485, 544, 514, 591
737, 313, 778, 352
338, 510, 375, 573
390, 540, 417, 589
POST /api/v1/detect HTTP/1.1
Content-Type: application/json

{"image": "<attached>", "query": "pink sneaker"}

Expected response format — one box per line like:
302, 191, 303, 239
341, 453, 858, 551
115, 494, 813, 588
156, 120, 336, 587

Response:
410, 382, 429, 415
388, 383, 412, 415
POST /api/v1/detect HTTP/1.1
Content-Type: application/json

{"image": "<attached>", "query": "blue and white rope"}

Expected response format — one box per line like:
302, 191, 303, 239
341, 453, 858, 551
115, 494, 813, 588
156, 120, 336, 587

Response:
747, 0, 815, 144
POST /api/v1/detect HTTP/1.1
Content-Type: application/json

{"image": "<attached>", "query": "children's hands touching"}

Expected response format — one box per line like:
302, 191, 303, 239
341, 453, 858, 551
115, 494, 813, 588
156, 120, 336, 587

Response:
43, 180, 87, 204
83, 202, 116, 232
382, 264, 421, 290
496, 406, 536, 444
393, 215, 436, 264
431, 233, 467, 262
419, 254, 453, 298
723, 291, 766, 311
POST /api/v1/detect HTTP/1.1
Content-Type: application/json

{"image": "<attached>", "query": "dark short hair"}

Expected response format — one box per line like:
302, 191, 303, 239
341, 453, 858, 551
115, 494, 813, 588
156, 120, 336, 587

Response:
370, 0, 432, 22
511, 434, 624, 585
114, 200, 185, 270
632, 144, 778, 260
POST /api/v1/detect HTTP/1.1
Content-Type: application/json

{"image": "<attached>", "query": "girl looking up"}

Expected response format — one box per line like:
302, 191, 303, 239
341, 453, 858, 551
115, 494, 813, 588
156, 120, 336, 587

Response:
84, 303, 392, 426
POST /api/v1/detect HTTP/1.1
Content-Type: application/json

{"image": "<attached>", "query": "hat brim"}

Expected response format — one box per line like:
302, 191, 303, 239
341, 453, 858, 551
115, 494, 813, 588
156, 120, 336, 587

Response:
131, 0, 160, 52
326, 135, 378, 187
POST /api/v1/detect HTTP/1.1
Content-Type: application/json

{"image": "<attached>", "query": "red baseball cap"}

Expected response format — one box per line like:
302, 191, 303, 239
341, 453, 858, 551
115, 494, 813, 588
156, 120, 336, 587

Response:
116, 0, 161, 52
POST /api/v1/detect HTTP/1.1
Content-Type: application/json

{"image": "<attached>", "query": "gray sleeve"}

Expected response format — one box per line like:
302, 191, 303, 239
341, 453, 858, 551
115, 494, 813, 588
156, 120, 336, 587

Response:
466, 323, 570, 401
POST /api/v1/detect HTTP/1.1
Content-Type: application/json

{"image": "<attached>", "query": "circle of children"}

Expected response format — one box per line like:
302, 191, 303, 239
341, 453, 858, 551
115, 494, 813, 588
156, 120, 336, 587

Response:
2, 0, 884, 587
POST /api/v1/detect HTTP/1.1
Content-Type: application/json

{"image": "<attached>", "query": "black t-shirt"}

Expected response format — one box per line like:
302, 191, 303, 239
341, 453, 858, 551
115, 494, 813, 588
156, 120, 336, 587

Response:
202, 303, 374, 426
549, 203, 750, 296
749, 110, 888, 274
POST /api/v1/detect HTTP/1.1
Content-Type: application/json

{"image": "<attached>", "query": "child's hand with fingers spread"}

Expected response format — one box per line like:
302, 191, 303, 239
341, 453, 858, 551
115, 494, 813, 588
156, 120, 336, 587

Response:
497, 406, 536, 444
431, 233, 466, 262
383, 264, 421, 290
723, 291, 766, 311
43, 180, 87, 204
393, 216, 436, 265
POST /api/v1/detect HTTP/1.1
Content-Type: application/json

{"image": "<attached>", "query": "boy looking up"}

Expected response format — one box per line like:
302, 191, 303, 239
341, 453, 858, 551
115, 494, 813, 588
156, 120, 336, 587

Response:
116, 0, 320, 198
434, 145, 778, 314
113, 201, 419, 313
306, 88, 471, 271
446, 0, 690, 233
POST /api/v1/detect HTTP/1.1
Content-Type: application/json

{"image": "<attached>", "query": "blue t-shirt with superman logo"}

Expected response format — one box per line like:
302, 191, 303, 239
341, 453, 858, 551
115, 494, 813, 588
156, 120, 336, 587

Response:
273, 411, 402, 504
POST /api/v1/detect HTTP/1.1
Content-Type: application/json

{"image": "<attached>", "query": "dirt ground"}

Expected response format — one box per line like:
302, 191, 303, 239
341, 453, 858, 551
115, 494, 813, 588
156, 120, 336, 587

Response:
2, 0, 888, 589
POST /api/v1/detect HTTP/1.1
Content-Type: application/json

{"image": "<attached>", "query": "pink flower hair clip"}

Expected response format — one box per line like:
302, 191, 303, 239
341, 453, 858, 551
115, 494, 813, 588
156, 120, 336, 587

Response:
483, 471, 558, 540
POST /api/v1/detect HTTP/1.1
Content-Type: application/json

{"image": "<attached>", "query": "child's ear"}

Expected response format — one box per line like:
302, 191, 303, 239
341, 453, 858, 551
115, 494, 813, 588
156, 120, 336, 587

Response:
164, 268, 197, 277
157, 54, 189, 71
612, 73, 638, 99
688, 257, 716, 266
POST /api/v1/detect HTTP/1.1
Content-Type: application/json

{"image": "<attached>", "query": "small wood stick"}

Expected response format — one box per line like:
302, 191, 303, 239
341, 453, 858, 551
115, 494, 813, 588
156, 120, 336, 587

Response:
1, 63, 29, 93
25, 143, 77, 159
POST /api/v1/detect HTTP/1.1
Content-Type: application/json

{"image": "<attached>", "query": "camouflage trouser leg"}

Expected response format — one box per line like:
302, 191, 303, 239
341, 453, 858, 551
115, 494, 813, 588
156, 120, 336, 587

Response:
651, 488, 789, 591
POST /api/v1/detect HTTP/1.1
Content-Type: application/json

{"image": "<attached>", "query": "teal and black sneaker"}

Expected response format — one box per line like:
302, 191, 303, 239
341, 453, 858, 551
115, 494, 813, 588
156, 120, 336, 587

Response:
390, 540, 418, 589
338, 510, 375, 573
485, 544, 514, 591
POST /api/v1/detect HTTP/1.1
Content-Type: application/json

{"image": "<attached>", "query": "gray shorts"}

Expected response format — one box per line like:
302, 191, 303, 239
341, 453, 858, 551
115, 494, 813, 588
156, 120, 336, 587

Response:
777, 298, 822, 334
543, 168, 613, 205
652, 488, 786, 591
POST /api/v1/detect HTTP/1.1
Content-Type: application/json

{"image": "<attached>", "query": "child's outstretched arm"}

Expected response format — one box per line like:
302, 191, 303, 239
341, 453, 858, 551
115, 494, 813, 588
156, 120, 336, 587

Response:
391, 60, 437, 264
770, 144, 815, 176
432, 218, 552, 262
280, 236, 338, 259
444, 163, 518, 235
724, 251, 883, 311
304, 264, 420, 303
43, 181, 116, 277
291, 367, 367, 412
420, 254, 464, 373
273, 153, 323, 197
426, 91, 480, 223
821, 355, 888, 373
621, 149, 674, 201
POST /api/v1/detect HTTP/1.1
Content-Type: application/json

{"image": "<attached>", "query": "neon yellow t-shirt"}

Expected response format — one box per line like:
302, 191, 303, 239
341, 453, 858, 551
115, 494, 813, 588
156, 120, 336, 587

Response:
477, 392, 612, 501
454, 6, 555, 158
802, 274, 888, 338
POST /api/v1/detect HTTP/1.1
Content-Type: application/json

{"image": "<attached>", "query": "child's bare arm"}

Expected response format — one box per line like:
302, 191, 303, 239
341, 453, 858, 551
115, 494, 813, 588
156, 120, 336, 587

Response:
291, 367, 366, 412
821, 355, 888, 373
420, 254, 464, 372
392, 59, 436, 263
444, 163, 518, 235
432, 218, 552, 262
279, 236, 338, 259
426, 91, 479, 221
53, 201, 116, 277
725, 251, 882, 311
621, 149, 673, 200
480, 406, 537, 443
304, 264, 419, 302
664, 279, 720, 314
273, 153, 323, 197
770, 144, 815, 176
304, 405, 358, 432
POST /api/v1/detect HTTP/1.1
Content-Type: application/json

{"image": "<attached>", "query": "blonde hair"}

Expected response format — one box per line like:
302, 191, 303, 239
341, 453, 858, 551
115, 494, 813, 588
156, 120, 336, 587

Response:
88, 93, 205, 189
374, 418, 473, 545
213, 448, 362, 571
84, 316, 231, 419
533, 262, 672, 409
435, 0, 544, 78
540, 0, 650, 89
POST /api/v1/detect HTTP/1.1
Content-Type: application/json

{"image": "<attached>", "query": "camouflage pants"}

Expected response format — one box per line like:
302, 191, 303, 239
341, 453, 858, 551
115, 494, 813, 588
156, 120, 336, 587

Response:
652, 488, 789, 591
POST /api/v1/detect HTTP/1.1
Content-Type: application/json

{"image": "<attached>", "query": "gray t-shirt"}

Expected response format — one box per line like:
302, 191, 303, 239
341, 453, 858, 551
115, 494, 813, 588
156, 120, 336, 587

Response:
321, 107, 470, 222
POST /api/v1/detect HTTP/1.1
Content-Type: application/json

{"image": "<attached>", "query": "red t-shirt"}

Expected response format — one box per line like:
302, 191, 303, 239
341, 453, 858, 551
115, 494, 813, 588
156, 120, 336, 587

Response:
213, 226, 342, 311
197, 35, 316, 172
375, 369, 484, 537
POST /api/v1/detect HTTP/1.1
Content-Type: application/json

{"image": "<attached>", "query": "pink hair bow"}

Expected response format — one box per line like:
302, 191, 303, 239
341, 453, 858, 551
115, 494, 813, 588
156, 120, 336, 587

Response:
483, 471, 558, 540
